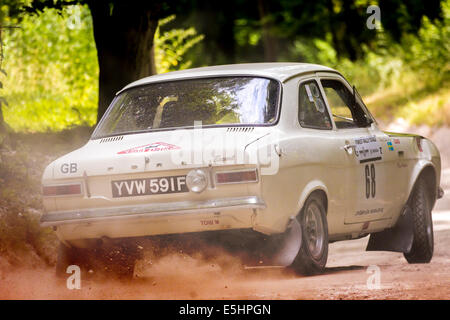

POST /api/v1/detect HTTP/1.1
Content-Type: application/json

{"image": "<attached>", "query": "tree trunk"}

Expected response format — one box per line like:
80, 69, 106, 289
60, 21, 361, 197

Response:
326, 0, 342, 59
0, 27, 6, 142
87, 1, 160, 123
258, 0, 277, 62
0, 28, 4, 133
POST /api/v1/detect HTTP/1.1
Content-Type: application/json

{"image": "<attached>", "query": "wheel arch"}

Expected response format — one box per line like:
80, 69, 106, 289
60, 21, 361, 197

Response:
297, 180, 329, 217
407, 163, 437, 210
366, 162, 437, 254
291, 181, 329, 275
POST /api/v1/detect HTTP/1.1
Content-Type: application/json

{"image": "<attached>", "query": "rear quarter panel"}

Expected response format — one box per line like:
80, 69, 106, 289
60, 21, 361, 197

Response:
385, 133, 441, 227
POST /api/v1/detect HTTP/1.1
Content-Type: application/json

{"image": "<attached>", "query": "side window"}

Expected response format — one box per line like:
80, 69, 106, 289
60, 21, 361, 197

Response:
298, 81, 332, 130
321, 79, 371, 129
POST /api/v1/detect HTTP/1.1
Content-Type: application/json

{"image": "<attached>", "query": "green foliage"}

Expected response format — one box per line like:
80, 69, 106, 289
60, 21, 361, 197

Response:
363, 0, 450, 125
2, 9, 203, 132
1, 1, 449, 131
285, 0, 450, 126
0, 30, 6, 140
399, 0, 450, 87
288, 33, 399, 97
3, 5, 98, 132
0, 5, 14, 146
290, 35, 337, 67
154, 15, 204, 74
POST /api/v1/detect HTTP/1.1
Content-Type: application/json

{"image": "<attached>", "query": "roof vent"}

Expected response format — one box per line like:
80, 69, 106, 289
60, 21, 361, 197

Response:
100, 136, 124, 143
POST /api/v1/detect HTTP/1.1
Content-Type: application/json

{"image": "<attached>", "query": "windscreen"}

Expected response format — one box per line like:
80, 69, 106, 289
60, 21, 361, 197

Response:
92, 77, 280, 139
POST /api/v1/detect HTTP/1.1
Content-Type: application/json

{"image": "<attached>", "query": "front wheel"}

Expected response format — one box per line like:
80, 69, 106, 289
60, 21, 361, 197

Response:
291, 193, 329, 275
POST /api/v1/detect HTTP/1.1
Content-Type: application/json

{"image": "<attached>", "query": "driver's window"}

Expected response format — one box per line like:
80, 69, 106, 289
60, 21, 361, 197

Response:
321, 79, 370, 129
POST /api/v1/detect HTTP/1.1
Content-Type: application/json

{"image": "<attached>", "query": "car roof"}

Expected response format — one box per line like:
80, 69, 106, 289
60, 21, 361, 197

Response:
119, 62, 338, 94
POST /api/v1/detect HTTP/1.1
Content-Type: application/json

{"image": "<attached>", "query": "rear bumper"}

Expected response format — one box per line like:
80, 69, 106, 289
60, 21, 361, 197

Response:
41, 196, 266, 240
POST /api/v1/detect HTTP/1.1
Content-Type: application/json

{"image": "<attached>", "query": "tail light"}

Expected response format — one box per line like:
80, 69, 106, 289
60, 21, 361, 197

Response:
42, 183, 82, 197
215, 169, 258, 185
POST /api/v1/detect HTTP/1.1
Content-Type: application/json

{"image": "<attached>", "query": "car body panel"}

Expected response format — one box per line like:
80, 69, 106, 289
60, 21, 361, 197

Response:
41, 63, 443, 250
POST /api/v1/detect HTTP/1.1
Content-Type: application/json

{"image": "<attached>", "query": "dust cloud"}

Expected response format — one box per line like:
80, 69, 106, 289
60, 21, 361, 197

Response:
0, 238, 294, 300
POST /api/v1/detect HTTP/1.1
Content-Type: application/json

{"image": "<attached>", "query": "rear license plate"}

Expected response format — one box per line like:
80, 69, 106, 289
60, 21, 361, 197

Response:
111, 175, 188, 198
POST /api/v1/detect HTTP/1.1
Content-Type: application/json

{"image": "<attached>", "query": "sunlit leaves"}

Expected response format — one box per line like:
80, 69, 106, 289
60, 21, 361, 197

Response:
3, 4, 97, 132
154, 15, 204, 74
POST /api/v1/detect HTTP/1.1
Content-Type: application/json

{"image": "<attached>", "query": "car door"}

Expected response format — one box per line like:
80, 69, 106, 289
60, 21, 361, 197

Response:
296, 77, 354, 234
356, 97, 410, 223
317, 73, 393, 225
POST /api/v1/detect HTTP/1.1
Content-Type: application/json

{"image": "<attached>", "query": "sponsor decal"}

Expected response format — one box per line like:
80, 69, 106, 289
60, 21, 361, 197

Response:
200, 219, 220, 226
354, 136, 382, 163
355, 207, 384, 216
387, 141, 394, 151
118, 142, 180, 155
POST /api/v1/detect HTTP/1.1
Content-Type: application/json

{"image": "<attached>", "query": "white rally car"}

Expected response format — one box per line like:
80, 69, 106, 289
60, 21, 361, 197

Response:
41, 63, 444, 277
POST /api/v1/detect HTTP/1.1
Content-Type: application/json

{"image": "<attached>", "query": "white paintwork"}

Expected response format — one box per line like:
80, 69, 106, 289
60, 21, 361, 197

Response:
41, 63, 442, 247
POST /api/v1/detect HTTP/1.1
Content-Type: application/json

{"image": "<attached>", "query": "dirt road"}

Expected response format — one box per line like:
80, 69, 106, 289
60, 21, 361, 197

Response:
0, 171, 449, 300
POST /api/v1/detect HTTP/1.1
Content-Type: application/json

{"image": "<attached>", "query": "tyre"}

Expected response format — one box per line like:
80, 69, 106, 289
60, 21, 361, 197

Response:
404, 178, 434, 263
291, 193, 329, 275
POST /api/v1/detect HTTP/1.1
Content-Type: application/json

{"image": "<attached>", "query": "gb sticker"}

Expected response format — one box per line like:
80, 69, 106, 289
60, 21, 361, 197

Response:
61, 162, 78, 174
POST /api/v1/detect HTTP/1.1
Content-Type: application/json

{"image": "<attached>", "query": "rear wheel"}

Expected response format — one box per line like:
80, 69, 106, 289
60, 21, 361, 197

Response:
291, 193, 329, 275
404, 178, 434, 263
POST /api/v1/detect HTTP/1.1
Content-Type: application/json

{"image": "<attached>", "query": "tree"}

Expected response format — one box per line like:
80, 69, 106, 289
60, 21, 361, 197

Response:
7, 0, 445, 125
87, 1, 164, 123
23, 0, 169, 123
0, 27, 6, 139
379, 0, 442, 41
176, 0, 444, 63
1, 0, 22, 141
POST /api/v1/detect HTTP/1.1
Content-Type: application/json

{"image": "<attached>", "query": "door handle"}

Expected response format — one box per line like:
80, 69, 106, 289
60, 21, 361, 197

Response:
342, 144, 356, 155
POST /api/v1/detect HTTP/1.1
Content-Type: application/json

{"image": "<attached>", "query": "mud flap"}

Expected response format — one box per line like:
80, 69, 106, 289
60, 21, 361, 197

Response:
366, 207, 414, 253
251, 217, 302, 267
